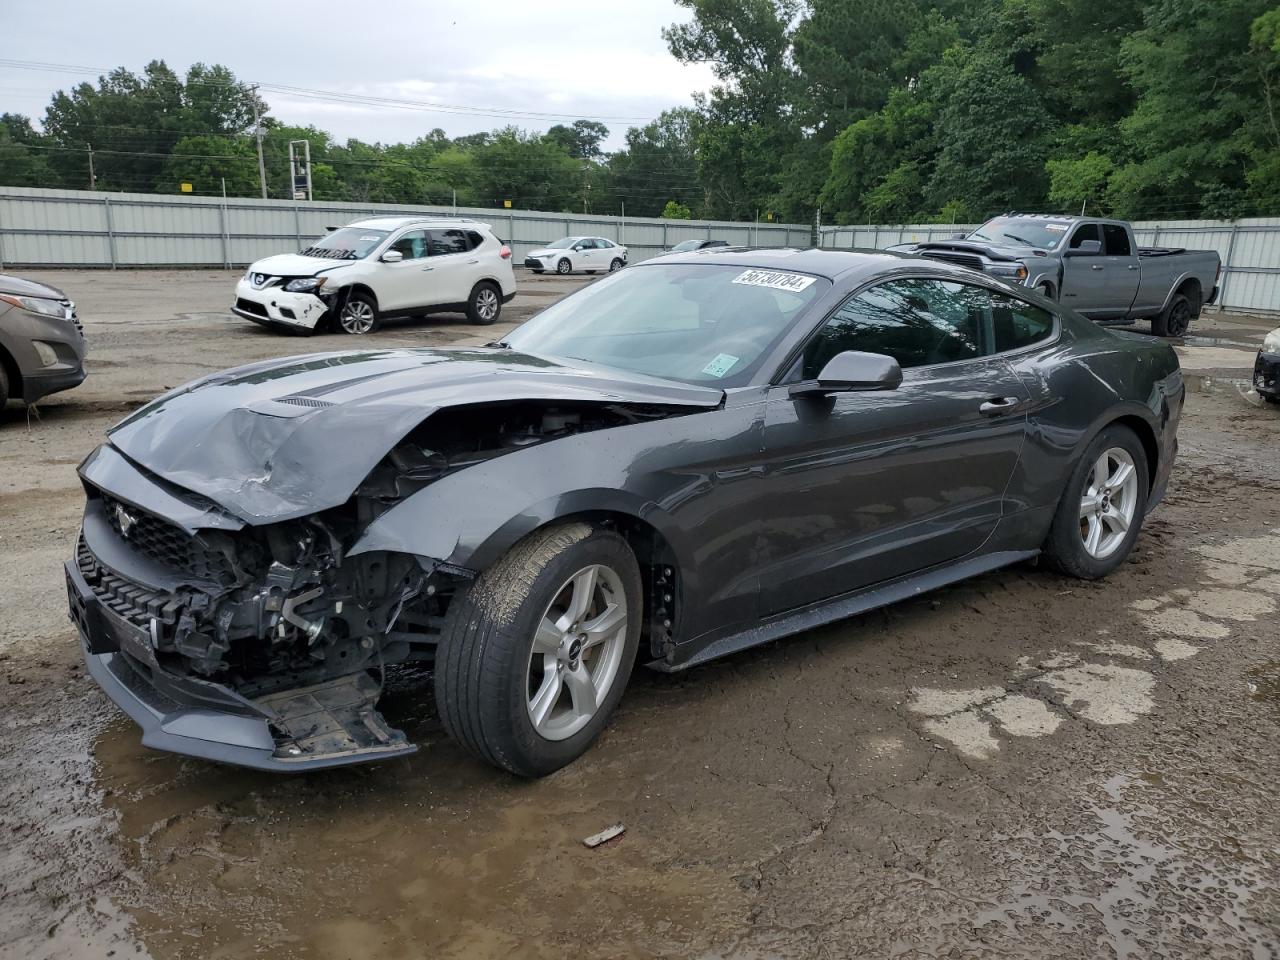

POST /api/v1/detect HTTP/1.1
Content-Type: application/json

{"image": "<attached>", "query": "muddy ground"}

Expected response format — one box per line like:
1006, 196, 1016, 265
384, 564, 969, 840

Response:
1, 270, 1278, 960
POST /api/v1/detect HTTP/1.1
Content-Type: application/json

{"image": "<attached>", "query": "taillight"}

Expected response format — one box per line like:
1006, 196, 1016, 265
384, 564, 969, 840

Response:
499, 245, 512, 260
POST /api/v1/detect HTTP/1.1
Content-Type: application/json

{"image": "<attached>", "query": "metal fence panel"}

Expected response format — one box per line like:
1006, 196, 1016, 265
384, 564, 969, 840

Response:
818, 218, 1280, 314
0, 186, 811, 273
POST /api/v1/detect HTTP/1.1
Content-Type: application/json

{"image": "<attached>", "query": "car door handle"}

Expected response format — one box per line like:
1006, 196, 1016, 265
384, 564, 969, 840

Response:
421, 265, 434, 271
979, 396, 1024, 416
1091, 264, 1105, 271
467, 259, 479, 264
1127, 264, 1139, 270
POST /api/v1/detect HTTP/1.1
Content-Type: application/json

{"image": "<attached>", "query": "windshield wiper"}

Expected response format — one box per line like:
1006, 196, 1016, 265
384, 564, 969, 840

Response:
1003, 233, 1034, 246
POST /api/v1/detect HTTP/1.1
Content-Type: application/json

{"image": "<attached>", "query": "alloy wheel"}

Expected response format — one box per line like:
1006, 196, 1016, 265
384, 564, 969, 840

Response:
1079, 447, 1139, 559
475, 287, 499, 321
340, 299, 376, 334
525, 564, 628, 741
1168, 300, 1191, 337
609, 259, 623, 272
557, 258, 571, 275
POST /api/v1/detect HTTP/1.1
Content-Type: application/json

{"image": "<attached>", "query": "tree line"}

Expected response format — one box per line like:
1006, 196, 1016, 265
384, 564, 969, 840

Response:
2, 0, 1277, 224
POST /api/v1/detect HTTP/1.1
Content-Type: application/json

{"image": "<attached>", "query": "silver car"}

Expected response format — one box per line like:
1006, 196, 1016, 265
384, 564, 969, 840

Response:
0, 274, 87, 408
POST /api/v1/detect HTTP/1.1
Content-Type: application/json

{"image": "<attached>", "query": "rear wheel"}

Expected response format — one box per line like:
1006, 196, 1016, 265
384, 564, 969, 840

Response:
1152, 293, 1192, 338
338, 291, 381, 335
0, 362, 9, 408
434, 522, 642, 777
466, 282, 502, 325
556, 258, 572, 275
1042, 424, 1148, 579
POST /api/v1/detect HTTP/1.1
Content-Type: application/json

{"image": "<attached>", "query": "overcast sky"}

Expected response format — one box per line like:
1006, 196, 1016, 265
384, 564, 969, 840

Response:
2, 0, 718, 149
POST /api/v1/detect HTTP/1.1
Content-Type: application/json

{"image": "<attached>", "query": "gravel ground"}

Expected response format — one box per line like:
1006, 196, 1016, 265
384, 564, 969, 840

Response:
1, 271, 1278, 960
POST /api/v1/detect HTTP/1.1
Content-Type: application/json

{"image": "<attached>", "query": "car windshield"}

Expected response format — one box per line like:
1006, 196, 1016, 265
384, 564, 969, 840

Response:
670, 240, 702, 252
503, 263, 829, 387
545, 238, 578, 249
300, 226, 390, 260
967, 217, 1072, 251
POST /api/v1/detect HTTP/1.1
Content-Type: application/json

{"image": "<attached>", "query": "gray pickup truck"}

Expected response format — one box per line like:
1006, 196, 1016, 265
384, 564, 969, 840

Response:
893, 214, 1221, 337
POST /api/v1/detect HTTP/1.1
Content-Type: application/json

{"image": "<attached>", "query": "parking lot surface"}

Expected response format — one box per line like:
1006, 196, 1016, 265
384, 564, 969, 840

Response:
2, 270, 1278, 960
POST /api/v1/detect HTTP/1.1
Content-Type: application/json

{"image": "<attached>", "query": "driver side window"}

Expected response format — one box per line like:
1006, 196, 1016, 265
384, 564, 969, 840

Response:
1069, 223, 1101, 253
800, 278, 987, 378
389, 230, 428, 260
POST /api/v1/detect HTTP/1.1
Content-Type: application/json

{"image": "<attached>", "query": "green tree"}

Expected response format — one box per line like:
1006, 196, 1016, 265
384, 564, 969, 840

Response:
661, 200, 693, 218
0, 114, 54, 187
605, 108, 700, 217
1047, 151, 1116, 214
161, 135, 258, 195
544, 120, 610, 159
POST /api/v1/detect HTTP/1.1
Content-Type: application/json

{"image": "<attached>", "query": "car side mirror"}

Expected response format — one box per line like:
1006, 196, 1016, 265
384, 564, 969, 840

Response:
790, 351, 903, 398
381, 250, 404, 263
1064, 240, 1101, 257
951, 233, 967, 240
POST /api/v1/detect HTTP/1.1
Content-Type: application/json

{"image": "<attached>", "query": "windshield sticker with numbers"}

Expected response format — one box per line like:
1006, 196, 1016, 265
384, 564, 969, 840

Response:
1043, 223, 1069, 232
731, 269, 817, 293
701, 353, 740, 377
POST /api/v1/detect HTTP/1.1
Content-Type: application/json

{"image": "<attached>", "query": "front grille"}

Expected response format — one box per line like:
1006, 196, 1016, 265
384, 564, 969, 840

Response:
523, 256, 543, 268
921, 251, 985, 272
235, 297, 269, 317
99, 493, 242, 585
77, 535, 183, 628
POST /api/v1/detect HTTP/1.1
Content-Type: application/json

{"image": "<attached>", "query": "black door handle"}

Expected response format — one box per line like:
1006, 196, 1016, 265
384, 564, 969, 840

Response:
979, 396, 1023, 415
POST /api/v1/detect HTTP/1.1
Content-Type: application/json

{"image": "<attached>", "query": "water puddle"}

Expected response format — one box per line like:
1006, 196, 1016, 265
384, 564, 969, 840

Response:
1182, 373, 1265, 406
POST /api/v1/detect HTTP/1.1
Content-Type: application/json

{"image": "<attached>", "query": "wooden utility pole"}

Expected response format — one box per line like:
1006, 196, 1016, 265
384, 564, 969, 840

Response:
87, 144, 96, 190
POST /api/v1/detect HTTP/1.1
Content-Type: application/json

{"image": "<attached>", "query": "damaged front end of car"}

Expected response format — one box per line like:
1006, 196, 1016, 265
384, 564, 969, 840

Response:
67, 371, 710, 771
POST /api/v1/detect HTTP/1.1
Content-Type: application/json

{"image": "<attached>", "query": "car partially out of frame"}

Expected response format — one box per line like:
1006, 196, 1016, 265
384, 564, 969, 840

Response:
67, 249, 1183, 776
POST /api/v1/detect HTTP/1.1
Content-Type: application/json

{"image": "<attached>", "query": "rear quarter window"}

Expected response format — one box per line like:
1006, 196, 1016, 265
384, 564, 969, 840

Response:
992, 293, 1055, 352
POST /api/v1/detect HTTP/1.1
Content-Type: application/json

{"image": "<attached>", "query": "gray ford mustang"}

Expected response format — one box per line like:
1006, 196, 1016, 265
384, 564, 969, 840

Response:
67, 249, 1182, 776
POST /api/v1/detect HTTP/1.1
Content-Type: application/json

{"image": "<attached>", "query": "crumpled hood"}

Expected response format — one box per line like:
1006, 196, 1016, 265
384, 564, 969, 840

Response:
105, 348, 723, 524
247, 252, 352, 277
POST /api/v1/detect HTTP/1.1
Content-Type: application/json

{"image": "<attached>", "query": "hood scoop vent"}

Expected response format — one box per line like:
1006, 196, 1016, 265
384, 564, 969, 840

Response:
276, 395, 336, 409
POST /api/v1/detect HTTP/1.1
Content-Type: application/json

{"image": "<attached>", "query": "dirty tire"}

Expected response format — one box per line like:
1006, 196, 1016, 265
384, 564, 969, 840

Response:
434, 522, 642, 777
556, 258, 572, 275
1042, 424, 1149, 580
466, 281, 502, 325
339, 290, 381, 335
1152, 293, 1192, 338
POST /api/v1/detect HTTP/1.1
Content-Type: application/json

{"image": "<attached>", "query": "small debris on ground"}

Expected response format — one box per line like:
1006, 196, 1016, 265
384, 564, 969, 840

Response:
582, 823, 626, 848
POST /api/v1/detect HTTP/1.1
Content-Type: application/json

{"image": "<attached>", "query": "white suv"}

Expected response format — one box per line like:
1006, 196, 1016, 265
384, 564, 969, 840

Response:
233, 216, 517, 335
523, 237, 628, 275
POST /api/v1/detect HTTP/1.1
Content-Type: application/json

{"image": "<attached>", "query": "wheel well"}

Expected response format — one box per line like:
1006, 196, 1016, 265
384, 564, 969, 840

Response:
0, 344, 22, 401
553, 510, 680, 662
341, 284, 379, 308
1175, 277, 1202, 315
1111, 415, 1160, 492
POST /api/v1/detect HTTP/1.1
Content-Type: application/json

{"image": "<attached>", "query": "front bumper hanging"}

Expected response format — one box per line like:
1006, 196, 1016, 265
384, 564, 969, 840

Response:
67, 558, 417, 772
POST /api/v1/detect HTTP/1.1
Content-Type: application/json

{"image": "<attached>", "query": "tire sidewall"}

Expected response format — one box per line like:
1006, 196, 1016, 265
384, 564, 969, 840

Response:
610, 259, 623, 272
0, 363, 9, 408
460, 529, 642, 776
557, 258, 571, 275
1047, 425, 1149, 579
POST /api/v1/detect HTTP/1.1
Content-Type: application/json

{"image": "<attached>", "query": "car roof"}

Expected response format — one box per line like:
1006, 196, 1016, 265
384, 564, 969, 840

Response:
345, 216, 488, 231
647, 247, 909, 281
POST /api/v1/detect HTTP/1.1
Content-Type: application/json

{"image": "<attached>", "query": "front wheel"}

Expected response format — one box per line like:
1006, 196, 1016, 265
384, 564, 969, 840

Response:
556, 258, 572, 275
1042, 425, 1149, 580
434, 522, 642, 776
466, 282, 502, 325
609, 258, 624, 273
338, 291, 381, 335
